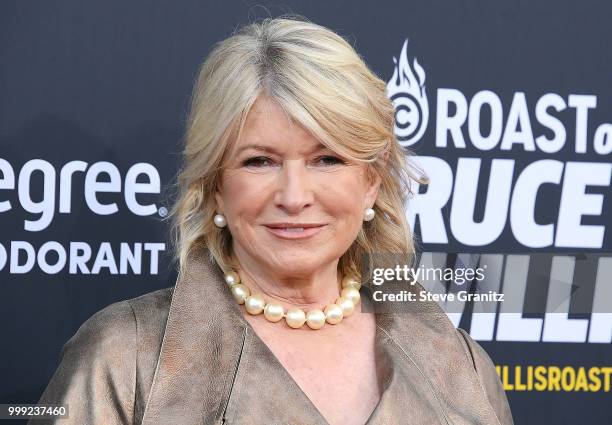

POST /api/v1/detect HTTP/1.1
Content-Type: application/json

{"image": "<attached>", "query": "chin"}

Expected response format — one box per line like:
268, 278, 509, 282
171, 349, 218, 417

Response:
264, 253, 332, 276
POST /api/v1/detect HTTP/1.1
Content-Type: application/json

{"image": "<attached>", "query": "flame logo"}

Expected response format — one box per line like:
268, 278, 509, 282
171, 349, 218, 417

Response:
387, 39, 429, 147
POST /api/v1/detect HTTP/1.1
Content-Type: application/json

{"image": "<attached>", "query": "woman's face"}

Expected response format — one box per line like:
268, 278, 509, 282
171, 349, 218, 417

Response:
215, 96, 380, 277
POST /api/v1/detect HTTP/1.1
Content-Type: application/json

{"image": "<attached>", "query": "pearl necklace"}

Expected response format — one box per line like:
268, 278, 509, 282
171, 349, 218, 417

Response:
224, 271, 361, 330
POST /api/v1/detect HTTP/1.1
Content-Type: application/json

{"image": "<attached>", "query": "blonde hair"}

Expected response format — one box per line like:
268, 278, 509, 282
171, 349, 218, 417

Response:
166, 15, 426, 280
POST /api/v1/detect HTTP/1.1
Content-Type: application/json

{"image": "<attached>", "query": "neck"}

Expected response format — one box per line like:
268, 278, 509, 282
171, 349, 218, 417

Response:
233, 252, 342, 311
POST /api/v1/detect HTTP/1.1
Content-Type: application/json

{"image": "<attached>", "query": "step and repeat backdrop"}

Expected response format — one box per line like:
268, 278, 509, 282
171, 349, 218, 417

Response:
1, 1, 610, 424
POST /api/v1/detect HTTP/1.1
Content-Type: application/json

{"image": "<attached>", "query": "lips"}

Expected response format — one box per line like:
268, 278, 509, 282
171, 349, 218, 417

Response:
263, 223, 326, 240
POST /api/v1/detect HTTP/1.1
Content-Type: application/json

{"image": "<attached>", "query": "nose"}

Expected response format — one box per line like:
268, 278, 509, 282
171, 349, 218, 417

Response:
273, 159, 314, 214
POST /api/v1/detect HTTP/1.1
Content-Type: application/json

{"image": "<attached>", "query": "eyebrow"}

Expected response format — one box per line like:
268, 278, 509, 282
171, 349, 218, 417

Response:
236, 143, 331, 155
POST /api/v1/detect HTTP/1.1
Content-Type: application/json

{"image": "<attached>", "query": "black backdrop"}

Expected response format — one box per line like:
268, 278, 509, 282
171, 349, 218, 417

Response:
1, 1, 611, 424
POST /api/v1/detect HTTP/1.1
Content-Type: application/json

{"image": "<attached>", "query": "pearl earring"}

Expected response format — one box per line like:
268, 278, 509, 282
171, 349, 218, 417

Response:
213, 213, 227, 228
364, 207, 375, 222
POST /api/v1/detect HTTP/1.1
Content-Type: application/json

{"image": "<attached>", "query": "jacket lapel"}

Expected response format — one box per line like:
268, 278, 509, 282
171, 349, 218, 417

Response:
142, 246, 248, 425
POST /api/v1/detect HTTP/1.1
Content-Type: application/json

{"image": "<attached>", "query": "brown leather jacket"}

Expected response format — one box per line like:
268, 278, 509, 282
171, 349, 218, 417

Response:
33, 246, 513, 424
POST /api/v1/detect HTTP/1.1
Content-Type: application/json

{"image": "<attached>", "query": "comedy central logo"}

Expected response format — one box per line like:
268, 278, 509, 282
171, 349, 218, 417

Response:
387, 39, 428, 147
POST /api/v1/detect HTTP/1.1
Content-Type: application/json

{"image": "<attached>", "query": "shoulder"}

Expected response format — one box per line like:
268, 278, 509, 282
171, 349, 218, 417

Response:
67, 297, 135, 355
126, 286, 174, 340
455, 328, 514, 425
70, 286, 174, 351
37, 287, 175, 423
52, 287, 174, 376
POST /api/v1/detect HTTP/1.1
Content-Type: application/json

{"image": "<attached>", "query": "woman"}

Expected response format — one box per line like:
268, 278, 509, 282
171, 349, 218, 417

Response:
34, 17, 513, 425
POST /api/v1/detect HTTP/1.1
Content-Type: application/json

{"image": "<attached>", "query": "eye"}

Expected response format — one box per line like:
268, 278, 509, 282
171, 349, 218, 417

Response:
242, 156, 274, 167
313, 155, 345, 166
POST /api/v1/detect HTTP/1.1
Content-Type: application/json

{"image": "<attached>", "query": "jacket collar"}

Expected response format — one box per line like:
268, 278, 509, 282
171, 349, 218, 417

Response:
142, 245, 501, 425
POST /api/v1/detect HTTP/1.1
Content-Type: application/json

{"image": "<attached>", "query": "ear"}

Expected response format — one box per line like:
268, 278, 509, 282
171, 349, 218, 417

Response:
364, 167, 382, 209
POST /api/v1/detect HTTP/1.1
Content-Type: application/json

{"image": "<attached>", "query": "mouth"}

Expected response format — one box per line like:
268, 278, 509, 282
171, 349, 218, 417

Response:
262, 223, 327, 240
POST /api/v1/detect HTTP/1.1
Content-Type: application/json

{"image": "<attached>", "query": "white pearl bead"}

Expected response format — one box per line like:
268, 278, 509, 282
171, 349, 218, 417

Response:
306, 309, 326, 330
230, 284, 250, 304
213, 213, 227, 228
245, 294, 265, 315
224, 271, 240, 286
341, 286, 360, 305
285, 308, 306, 329
264, 303, 285, 322
341, 276, 361, 290
335, 296, 355, 317
364, 207, 375, 221
324, 304, 343, 324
